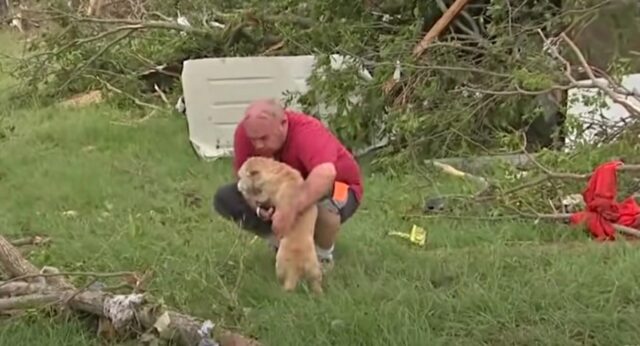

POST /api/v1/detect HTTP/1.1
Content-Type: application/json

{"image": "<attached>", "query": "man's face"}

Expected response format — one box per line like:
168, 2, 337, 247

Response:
243, 115, 287, 157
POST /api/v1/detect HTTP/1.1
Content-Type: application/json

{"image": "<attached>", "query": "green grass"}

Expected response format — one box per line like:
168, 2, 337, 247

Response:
2, 30, 640, 346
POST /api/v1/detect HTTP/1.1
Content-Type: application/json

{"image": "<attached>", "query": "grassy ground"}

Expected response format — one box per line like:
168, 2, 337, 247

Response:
2, 30, 640, 346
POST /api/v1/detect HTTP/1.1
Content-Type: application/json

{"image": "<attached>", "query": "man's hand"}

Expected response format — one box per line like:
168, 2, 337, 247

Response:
271, 209, 296, 238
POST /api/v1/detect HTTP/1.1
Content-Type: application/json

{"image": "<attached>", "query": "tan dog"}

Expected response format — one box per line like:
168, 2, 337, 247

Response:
237, 157, 323, 294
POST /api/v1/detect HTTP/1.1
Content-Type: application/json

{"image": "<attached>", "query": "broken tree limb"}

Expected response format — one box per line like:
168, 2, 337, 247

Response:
509, 210, 640, 238
0, 281, 51, 297
0, 235, 48, 283
0, 293, 61, 310
0, 235, 261, 346
10, 235, 51, 247
429, 161, 489, 187
382, 0, 470, 95
412, 0, 471, 58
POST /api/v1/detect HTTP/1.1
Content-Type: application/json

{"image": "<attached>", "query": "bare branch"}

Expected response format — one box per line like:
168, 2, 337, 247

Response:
508, 209, 640, 238
0, 281, 51, 297
536, 29, 640, 118
93, 76, 163, 110
10, 236, 51, 247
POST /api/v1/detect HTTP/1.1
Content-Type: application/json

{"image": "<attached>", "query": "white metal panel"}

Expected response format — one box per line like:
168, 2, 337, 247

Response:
565, 73, 640, 150
181, 55, 317, 159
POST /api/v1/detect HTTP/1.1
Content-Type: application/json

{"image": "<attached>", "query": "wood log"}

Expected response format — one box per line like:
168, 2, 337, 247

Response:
0, 235, 261, 346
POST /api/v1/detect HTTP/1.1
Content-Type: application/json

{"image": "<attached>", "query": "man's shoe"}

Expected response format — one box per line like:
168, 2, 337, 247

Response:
319, 257, 334, 273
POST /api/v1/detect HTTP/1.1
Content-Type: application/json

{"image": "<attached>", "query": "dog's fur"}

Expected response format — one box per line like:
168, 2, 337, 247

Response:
237, 157, 323, 294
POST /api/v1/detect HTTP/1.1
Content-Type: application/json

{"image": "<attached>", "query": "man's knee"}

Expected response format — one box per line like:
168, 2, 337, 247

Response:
213, 183, 243, 219
317, 187, 360, 224
212, 182, 272, 237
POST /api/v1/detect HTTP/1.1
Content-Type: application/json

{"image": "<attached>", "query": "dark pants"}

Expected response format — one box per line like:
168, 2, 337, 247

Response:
213, 182, 360, 237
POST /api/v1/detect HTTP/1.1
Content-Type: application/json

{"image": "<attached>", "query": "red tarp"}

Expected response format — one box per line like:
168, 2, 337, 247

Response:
569, 160, 640, 241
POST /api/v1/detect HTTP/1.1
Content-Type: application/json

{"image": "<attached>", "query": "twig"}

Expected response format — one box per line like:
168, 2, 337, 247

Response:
62, 277, 99, 305
487, 133, 640, 201
94, 76, 162, 111
460, 84, 571, 96
261, 40, 285, 55
59, 29, 135, 91
537, 30, 640, 118
561, 32, 639, 117
25, 9, 212, 35
10, 236, 51, 247
153, 83, 170, 106
510, 209, 640, 238
109, 109, 159, 126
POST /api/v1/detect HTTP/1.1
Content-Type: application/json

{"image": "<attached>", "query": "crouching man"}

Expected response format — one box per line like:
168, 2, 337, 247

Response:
212, 99, 364, 272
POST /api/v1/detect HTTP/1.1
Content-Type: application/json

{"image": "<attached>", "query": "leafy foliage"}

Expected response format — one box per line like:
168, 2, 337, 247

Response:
7, 0, 640, 171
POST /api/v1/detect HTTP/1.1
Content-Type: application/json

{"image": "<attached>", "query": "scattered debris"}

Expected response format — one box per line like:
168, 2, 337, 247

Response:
59, 90, 104, 108
61, 210, 78, 217
388, 225, 427, 247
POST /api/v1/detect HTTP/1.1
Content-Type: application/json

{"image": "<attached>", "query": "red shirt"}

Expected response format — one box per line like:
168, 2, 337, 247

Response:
233, 110, 364, 202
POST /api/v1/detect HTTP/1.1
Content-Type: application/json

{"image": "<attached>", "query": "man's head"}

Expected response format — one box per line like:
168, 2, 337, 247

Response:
242, 99, 288, 157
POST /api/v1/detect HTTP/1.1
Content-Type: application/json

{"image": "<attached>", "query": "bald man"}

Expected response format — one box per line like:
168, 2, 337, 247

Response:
213, 99, 363, 271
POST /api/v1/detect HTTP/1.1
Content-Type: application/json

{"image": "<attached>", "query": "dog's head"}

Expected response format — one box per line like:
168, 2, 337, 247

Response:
237, 157, 278, 204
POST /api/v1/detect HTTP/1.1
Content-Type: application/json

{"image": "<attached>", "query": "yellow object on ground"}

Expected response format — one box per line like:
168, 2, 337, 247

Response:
388, 224, 427, 246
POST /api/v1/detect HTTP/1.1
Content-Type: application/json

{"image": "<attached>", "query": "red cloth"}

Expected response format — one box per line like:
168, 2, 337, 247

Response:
569, 160, 640, 241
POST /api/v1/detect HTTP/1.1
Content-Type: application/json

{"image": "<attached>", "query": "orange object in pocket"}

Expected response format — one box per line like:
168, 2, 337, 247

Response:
332, 181, 350, 203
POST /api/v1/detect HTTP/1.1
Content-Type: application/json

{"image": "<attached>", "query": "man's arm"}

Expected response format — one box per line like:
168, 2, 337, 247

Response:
293, 127, 339, 214
296, 163, 336, 213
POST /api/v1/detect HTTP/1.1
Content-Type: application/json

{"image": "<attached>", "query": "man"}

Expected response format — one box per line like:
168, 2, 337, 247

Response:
213, 99, 364, 271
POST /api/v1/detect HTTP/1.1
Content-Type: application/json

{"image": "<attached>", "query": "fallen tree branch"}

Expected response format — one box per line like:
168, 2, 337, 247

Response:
508, 209, 640, 238
478, 133, 640, 201
413, 0, 471, 58
427, 160, 492, 198
382, 0, 470, 95
0, 281, 51, 297
58, 30, 135, 91
430, 160, 488, 186
0, 234, 261, 346
93, 76, 163, 111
